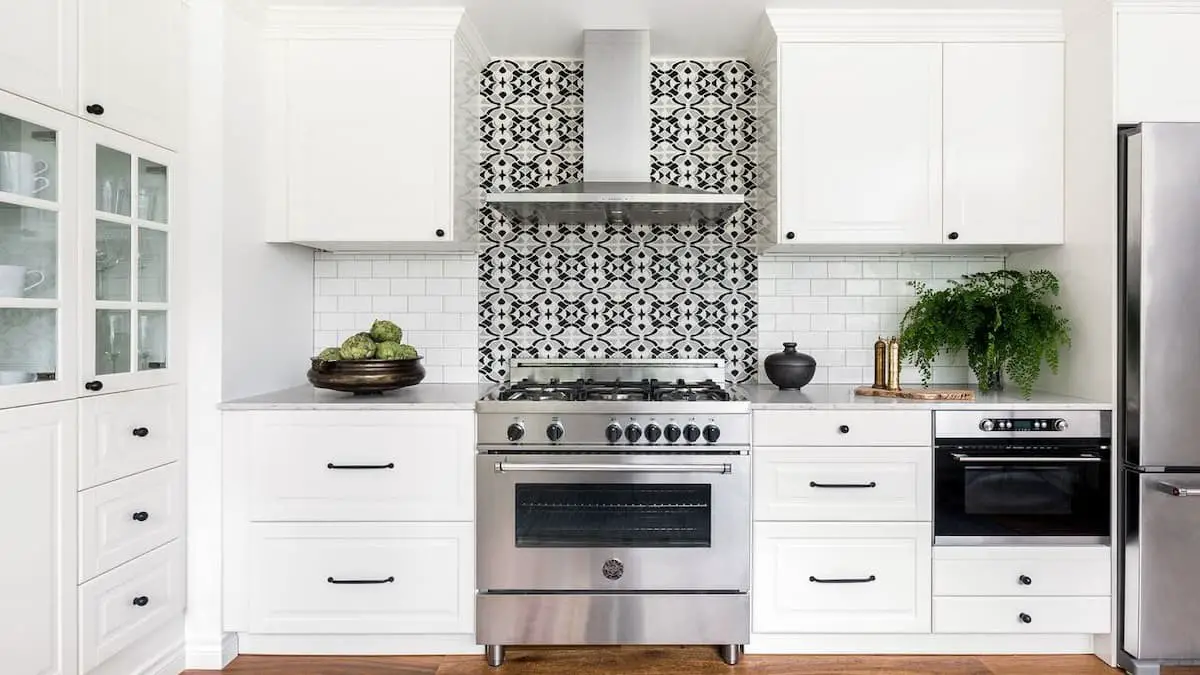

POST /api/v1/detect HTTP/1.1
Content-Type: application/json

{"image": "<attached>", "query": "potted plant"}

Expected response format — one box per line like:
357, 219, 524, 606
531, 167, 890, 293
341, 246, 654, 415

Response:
898, 269, 1070, 398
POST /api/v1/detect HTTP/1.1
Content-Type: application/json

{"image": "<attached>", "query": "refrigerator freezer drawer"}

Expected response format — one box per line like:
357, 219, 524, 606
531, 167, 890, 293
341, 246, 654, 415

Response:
1125, 472, 1200, 659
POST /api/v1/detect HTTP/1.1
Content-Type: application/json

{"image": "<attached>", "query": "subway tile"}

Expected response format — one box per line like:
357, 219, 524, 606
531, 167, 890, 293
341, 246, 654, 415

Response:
862, 296, 899, 314
758, 315, 776, 332
392, 313, 427, 331
863, 261, 898, 279
442, 332, 479, 349
845, 279, 880, 296
787, 332, 829, 349
828, 262, 862, 278
792, 297, 829, 314
408, 295, 444, 313
421, 365, 445, 382
846, 314, 881, 332
372, 260, 408, 277
405, 330, 444, 348
443, 366, 479, 383
408, 260, 444, 277
811, 314, 846, 332
425, 312, 462, 330
320, 312, 356, 330
828, 331, 866, 349
757, 279, 776, 296
776, 278, 811, 295
758, 260, 792, 278
811, 279, 845, 296
443, 260, 476, 278
775, 313, 811, 331
424, 348, 462, 366
808, 349, 845, 367
896, 260, 932, 279
337, 260, 373, 278
314, 295, 339, 313
792, 261, 828, 278
828, 296, 863, 314
845, 348, 873, 367
880, 279, 914, 297
443, 295, 477, 313
372, 296, 408, 313
427, 278, 462, 295
338, 295, 372, 313
391, 278, 427, 295
829, 366, 865, 383
314, 260, 338, 278
461, 278, 480, 296
758, 296, 793, 314
313, 331, 338, 350
318, 278, 355, 296
355, 278, 390, 296
932, 260, 968, 279
969, 260, 1005, 274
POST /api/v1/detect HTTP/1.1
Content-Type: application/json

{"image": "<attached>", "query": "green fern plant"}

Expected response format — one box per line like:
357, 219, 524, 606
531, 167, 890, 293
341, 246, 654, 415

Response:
898, 269, 1071, 398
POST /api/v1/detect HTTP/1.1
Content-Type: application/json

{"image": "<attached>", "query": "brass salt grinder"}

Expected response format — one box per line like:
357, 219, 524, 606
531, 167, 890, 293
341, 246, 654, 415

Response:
873, 337, 888, 388
886, 336, 901, 391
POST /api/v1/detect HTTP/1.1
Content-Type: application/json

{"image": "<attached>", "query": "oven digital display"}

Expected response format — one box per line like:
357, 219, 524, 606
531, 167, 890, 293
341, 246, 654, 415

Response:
1010, 420, 1037, 431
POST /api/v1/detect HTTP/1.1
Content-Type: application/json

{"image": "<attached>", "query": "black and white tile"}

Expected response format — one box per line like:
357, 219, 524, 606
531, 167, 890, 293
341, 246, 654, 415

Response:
478, 59, 759, 383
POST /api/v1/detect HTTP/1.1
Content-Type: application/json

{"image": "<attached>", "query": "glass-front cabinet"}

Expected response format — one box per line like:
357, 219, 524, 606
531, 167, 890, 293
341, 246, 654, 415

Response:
0, 91, 78, 409
81, 125, 178, 395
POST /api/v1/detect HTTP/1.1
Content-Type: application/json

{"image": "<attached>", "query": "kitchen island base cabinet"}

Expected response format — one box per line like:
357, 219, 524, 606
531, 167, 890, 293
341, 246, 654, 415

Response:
934, 597, 1111, 635
753, 522, 932, 634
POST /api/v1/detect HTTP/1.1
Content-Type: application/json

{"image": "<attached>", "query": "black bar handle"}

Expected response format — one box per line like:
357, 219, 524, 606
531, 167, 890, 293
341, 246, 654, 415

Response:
1018, 575, 1032, 586
132, 427, 149, 437
327, 576, 395, 585
132, 596, 149, 607
1019, 612, 1032, 624
131, 511, 149, 522
326, 462, 395, 470
810, 481, 877, 489
809, 575, 876, 584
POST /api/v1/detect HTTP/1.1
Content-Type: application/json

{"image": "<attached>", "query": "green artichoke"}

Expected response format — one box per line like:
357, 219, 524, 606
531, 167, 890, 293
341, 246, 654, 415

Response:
369, 319, 402, 344
375, 341, 406, 360
340, 332, 377, 360
316, 347, 342, 361
393, 343, 419, 360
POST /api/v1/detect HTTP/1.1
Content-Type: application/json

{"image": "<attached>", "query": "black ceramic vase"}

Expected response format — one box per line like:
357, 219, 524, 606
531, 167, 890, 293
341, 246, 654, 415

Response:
763, 342, 817, 390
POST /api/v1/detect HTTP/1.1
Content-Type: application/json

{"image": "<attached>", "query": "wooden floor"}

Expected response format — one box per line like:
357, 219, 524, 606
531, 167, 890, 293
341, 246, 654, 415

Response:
181, 647, 1191, 674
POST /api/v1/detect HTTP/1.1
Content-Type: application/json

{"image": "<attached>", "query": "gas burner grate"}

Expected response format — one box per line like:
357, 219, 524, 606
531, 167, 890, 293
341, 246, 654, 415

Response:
494, 377, 735, 402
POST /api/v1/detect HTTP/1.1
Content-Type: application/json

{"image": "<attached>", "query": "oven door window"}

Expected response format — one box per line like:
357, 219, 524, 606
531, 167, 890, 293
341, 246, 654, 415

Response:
964, 467, 1075, 515
514, 483, 712, 548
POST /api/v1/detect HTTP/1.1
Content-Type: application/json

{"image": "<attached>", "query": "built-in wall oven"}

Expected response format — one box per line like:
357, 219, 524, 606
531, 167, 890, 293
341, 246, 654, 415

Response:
934, 410, 1112, 545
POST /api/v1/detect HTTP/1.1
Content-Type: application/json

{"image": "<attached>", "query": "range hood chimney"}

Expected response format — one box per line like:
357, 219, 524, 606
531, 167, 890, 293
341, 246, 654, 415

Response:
486, 30, 745, 224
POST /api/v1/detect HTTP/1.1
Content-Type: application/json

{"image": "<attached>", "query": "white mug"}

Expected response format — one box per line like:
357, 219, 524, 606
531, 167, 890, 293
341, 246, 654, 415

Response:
0, 265, 45, 297
0, 371, 36, 386
0, 151, 50, 196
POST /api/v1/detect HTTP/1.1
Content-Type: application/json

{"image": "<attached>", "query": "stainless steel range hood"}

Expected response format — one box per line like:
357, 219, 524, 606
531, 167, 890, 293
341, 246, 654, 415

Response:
485, 30, 745, 224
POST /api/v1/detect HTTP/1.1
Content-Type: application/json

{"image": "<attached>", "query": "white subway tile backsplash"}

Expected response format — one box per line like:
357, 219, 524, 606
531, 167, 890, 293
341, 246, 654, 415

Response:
408, 260, 444, 277
318, 278, 355, 296
372, 260, 408, 277
427, 278, 462, 296
409, 295, 444, 313
355, 279, 391, 296
338, 295, 373, 313
314, 295, 339, 313
314, 260, 338, 278
337, 260, 373, 278
757, 254, 1004, 383
372, 296, 409, 313
391, 278, 427, 295
443, 295, 477, 313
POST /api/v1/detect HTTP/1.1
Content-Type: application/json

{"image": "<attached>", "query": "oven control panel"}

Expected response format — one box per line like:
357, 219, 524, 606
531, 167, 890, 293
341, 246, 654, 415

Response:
479, 412, 751, 448
980, 418, 1068, 432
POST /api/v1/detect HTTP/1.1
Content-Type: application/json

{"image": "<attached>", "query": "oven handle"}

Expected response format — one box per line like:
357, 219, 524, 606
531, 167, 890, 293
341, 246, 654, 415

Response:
493, 462, 732, 474
1156, 482, 1200, 497
950, 453, 1102, 463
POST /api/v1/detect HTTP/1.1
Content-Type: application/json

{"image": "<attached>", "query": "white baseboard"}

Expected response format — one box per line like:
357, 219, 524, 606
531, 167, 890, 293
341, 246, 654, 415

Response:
747, 633, 1095, 654
146, 647, 186, 675
185, 632, 239, 670
237, 633, 479, 655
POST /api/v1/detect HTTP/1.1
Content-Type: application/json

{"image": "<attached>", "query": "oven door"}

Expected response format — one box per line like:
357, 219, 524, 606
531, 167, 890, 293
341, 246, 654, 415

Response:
477, 452, 750, 592
933, 443, 1111, 544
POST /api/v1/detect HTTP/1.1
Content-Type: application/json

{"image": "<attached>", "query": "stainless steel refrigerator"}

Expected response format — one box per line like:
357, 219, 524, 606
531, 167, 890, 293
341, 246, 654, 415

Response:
1119, 123, 1200, 675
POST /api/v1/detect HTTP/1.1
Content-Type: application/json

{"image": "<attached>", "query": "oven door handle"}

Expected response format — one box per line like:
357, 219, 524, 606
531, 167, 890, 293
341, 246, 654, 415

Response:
493, 462, 732, 474
950, 453, 1102, 463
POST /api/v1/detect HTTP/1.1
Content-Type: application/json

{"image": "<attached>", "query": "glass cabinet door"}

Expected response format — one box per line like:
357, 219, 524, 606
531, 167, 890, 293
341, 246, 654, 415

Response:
0, 92, 78, 410
81, 125, 176, 395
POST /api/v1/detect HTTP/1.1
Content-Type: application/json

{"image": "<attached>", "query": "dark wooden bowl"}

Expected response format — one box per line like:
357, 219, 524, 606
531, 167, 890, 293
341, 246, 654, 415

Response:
307, 357, 426, 395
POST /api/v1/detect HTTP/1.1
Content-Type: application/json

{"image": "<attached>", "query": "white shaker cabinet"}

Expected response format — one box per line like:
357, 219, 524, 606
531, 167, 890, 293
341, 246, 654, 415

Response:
777, 43, 943, 246
942, 43, 1064, 245
79, 0, 185, 149
0, 401, 77, 675
1116, 6, 1200, 123
264, 7, 487, 250
0, 0, 78, 113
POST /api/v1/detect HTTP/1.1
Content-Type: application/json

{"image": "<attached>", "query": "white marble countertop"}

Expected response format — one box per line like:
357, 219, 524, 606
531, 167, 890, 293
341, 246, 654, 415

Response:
742, 384, 1112, 410
220, 384, 490, 410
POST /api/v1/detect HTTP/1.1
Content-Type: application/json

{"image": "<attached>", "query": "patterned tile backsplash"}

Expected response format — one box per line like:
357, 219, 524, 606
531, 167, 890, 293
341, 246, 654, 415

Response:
478, 59, 759, 383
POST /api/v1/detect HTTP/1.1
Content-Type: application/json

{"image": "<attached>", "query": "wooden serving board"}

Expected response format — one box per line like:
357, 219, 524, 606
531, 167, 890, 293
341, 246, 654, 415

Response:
854, 385, 976, 401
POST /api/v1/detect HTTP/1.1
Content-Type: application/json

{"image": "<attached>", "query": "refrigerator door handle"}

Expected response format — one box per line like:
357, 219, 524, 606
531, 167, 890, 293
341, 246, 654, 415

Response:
1155, 481, 1200, 497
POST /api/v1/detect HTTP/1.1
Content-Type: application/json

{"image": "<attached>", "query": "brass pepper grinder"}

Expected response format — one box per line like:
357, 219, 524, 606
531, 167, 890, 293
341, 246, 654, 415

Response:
873, 336, 888, 389
886, 336, 902, 391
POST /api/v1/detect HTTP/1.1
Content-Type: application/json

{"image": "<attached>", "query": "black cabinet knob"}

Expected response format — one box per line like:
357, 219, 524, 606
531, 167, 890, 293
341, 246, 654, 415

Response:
86, 103, 105, 115
785, 231, 796, 240
132, 596, 150, 607
838, 425, 850, 434
1018, 575, 1032, 586
435, 229, 446, 238
1019, 612, 1032, 624
84, 380, 103, 392
947, 231, 960, 240
132, 427, 149, 438
132, 511, 149, 522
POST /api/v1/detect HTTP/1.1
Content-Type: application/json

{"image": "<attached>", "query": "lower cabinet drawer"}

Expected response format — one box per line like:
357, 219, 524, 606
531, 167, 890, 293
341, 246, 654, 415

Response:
79, 463, 182, 581
79, 386, 182, 489
247, 523, 473, 634
753, 522, 931, 633
79, 540, 184, 673
933, 546, 1111, 597
934, 596, 1111, 634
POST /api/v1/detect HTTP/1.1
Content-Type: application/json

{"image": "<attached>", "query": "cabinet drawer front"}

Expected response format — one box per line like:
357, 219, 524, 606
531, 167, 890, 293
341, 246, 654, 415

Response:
80, 387, 181, 489
80, 464, 182, 581
934, 546, 1110, 597
754, 410, 930, 447
247, 523, 473, 634
79, 540, 184, 673
933, 596, 1111, 634
245, 410, 472, 521
755, 447, 930, 521
753, 522, 931, 633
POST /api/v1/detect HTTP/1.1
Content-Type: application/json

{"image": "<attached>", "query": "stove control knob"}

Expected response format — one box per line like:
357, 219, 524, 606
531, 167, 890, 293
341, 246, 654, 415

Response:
546, 422, 564, 442
605, 423, 623, 444
703, 424, 721, 444
1054, 418, 1068, 432
625, 424, 642, 443
683, 424, 701, 443
507, 423, 525, 442
664, 424, 682, 443
645, 424, 662, 443
980, 419, 995, 432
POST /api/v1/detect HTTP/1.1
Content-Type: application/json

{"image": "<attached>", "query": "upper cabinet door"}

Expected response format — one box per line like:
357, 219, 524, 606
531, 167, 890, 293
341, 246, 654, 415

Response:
778, 43, 942, 245
79, 123, 179, 396
1117, 12, 1200, 124
942, 43, 1064, 246
281, 38, 453, 245
79, 0, 184, 150
0, 91, 79, 411
0, 0, 78, 112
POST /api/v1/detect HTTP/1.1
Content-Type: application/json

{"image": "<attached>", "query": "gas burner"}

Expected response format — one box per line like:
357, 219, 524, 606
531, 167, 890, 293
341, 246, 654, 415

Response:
653, 379, 732, 402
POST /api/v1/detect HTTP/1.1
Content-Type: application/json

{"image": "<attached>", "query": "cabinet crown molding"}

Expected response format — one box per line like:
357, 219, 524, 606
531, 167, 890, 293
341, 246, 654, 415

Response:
264, 5, 488, 52
764, 8, 1064, 43
1115, 0, 1200, 13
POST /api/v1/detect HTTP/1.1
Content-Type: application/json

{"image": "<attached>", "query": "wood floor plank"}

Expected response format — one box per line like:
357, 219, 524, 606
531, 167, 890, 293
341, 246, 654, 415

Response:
976, 655, 1119, 674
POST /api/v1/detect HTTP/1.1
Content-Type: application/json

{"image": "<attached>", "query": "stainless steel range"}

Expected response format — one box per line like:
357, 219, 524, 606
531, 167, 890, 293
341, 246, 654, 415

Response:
475, 359, 751, 667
